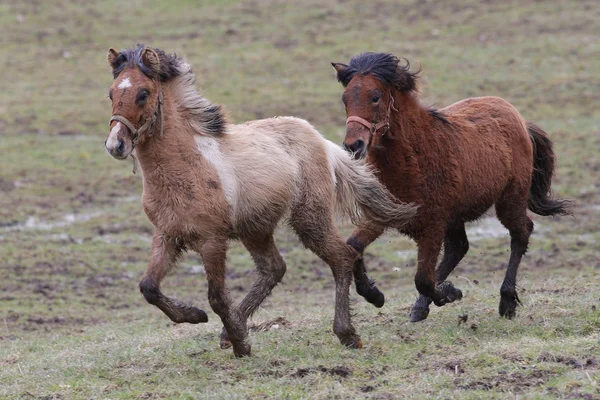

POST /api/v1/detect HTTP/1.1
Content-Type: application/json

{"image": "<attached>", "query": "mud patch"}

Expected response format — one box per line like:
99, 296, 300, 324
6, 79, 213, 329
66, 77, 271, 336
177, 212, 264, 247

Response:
537, 352, 598, 369
455, 367, 557, 392
291, 365, 352, 379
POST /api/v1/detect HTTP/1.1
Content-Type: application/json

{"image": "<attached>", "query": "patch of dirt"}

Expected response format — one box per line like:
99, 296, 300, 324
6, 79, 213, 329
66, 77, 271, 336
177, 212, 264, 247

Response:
291, 365, 352, 379
248, 316, 291, 332
0, 177, 16, 192
455, 367, 557, 392
537, 352, 598, 369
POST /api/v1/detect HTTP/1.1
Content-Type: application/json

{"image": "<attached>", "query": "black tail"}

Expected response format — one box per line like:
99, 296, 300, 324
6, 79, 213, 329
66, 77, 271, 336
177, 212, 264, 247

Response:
526, 122, 572, 216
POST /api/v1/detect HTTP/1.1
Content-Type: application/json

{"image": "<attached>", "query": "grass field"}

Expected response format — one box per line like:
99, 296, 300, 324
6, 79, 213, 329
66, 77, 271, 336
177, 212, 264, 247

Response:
1, 0, 599, 398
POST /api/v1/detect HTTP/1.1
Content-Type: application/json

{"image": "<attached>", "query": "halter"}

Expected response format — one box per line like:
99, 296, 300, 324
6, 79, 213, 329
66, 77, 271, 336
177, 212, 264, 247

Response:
109, 90, 164, 148
108, 90, 163, 174
346, 93, 397, 136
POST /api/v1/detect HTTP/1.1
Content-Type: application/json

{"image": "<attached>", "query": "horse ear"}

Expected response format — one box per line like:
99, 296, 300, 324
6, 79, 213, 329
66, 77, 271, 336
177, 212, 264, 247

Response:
331, 62, 348, 75
141, 48, 161, 76
107, 48, 119, 68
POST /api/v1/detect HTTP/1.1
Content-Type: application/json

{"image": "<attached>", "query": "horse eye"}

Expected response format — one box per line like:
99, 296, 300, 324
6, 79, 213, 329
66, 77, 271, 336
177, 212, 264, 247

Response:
136, 90, 149, 105
372, 95, 380, 103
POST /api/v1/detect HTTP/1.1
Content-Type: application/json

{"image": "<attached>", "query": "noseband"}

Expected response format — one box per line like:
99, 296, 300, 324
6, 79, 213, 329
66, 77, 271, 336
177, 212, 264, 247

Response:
346, 93, 397, 136
109, 90, 164, 148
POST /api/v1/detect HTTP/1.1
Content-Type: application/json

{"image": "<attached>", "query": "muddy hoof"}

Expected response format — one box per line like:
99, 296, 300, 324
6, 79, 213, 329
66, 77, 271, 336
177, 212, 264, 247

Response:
432, 281, 463, 307
232, 342, 251, 358
219, 328, 232, 349
340, 335, 363, 349
187, 308, 209, 324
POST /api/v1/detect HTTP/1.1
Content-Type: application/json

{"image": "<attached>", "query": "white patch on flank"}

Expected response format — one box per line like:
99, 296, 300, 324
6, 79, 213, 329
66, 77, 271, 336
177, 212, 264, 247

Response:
118, 77, 132, 89
325, 140, 343, 186
195, 136, 238, 208
106, 122, 122, 150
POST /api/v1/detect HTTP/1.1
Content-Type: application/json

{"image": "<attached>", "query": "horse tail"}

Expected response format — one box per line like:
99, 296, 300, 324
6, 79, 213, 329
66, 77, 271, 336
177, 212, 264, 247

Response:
325, 141, 418, 227
526, 121, 572, 216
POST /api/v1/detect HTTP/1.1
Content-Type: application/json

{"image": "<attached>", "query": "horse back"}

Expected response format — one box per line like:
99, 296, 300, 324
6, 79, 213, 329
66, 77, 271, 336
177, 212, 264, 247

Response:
436, 96, 533, 216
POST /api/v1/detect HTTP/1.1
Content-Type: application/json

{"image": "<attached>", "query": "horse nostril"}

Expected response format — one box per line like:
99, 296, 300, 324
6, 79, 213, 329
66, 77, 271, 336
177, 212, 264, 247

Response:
352, 139, 365, 154
117, 139, 125, 154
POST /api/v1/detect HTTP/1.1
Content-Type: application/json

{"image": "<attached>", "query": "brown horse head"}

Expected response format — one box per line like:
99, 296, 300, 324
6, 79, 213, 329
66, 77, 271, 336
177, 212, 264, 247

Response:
332, 53, 419, 159
105, 45, 176, 159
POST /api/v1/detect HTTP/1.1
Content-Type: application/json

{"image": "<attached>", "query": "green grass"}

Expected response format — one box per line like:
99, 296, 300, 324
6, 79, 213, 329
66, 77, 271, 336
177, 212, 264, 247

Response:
1, 0, 599, 398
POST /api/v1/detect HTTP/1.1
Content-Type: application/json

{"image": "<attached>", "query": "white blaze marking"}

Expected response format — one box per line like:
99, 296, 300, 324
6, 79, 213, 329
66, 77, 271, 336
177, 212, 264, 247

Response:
195, 136, 238, 207
118, 77, 132, 89
106, 122, 122, 149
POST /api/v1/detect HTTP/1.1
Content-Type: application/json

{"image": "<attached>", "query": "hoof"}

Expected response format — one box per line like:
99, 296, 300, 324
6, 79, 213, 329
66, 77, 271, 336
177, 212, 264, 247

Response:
219, 328, 232, 349
365, 286, 385, 308
409, 305, 430, 322
232, 342, 251, 358
187, 307, 209, 324
409, 295, 432, 322
432, 281, 463, 307
341, 335, 363, 349
499, 291, 521, 319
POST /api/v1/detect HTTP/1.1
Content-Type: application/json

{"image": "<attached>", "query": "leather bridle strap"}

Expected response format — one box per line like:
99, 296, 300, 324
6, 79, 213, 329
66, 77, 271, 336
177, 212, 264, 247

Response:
345, 93, 397, 136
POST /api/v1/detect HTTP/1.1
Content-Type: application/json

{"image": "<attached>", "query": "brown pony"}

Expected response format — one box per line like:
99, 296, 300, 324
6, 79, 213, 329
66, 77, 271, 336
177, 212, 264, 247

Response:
332, 53, 571, 322
104, 45, 417, 357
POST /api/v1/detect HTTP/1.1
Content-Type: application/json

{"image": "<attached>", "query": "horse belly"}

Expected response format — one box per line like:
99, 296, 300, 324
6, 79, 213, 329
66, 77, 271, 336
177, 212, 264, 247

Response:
455, 137, 511, 220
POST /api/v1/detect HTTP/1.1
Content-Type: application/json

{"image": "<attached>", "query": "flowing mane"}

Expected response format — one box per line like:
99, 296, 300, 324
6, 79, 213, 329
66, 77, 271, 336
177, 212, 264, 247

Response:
110, 44, 227, 137
335, 52, 420, 93
168, 61, 228, 137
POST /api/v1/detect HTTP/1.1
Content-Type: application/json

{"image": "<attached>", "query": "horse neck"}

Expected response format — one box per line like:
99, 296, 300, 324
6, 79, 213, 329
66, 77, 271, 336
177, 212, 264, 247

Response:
368, 92, 429, 162
366, 91, 437, 196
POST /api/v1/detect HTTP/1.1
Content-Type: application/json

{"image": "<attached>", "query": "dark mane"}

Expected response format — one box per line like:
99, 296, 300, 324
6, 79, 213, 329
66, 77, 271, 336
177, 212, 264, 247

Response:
428, 108, 450, 124
111, 44, 182, 81
336, 52, 420, 92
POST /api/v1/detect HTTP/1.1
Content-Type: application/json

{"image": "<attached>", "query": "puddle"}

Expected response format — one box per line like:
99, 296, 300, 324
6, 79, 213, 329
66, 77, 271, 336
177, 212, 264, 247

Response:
467, 217, 509, 240
1, 211, 103, 232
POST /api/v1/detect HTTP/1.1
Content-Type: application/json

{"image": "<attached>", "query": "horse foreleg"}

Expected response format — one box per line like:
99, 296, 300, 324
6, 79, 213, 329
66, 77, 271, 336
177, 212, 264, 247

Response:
139, 232, 208, 324
219, 234, 286, 350
198, 239, 250, 357
346, 224, 385, 307
414, 232, 463, 309
410, 224, 469, 322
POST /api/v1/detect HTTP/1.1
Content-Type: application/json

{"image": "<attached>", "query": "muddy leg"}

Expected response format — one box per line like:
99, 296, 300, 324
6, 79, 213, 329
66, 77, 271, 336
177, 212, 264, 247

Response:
219, 234, 286, 350
197, 239, 250, 357
139, 231, 208, 324
410, 224, 469, 322
291, 212, 362, 348
496, 198, 533, 319
346, 225, 385, 307
414, 230, 463, 308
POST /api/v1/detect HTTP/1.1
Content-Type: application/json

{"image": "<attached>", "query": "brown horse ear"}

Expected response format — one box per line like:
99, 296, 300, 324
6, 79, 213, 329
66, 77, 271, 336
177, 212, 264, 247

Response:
107, 48, 119, 68
141, 47, 161, 76
331, 62, 348, 75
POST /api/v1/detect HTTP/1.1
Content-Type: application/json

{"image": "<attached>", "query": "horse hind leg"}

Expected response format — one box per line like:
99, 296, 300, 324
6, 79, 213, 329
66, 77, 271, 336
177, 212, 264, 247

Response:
139, 232, 208, 324
495, 186, 534, 319
290, 201, 362, 349
219, 233, 286, 350
410, 224, 469, 322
